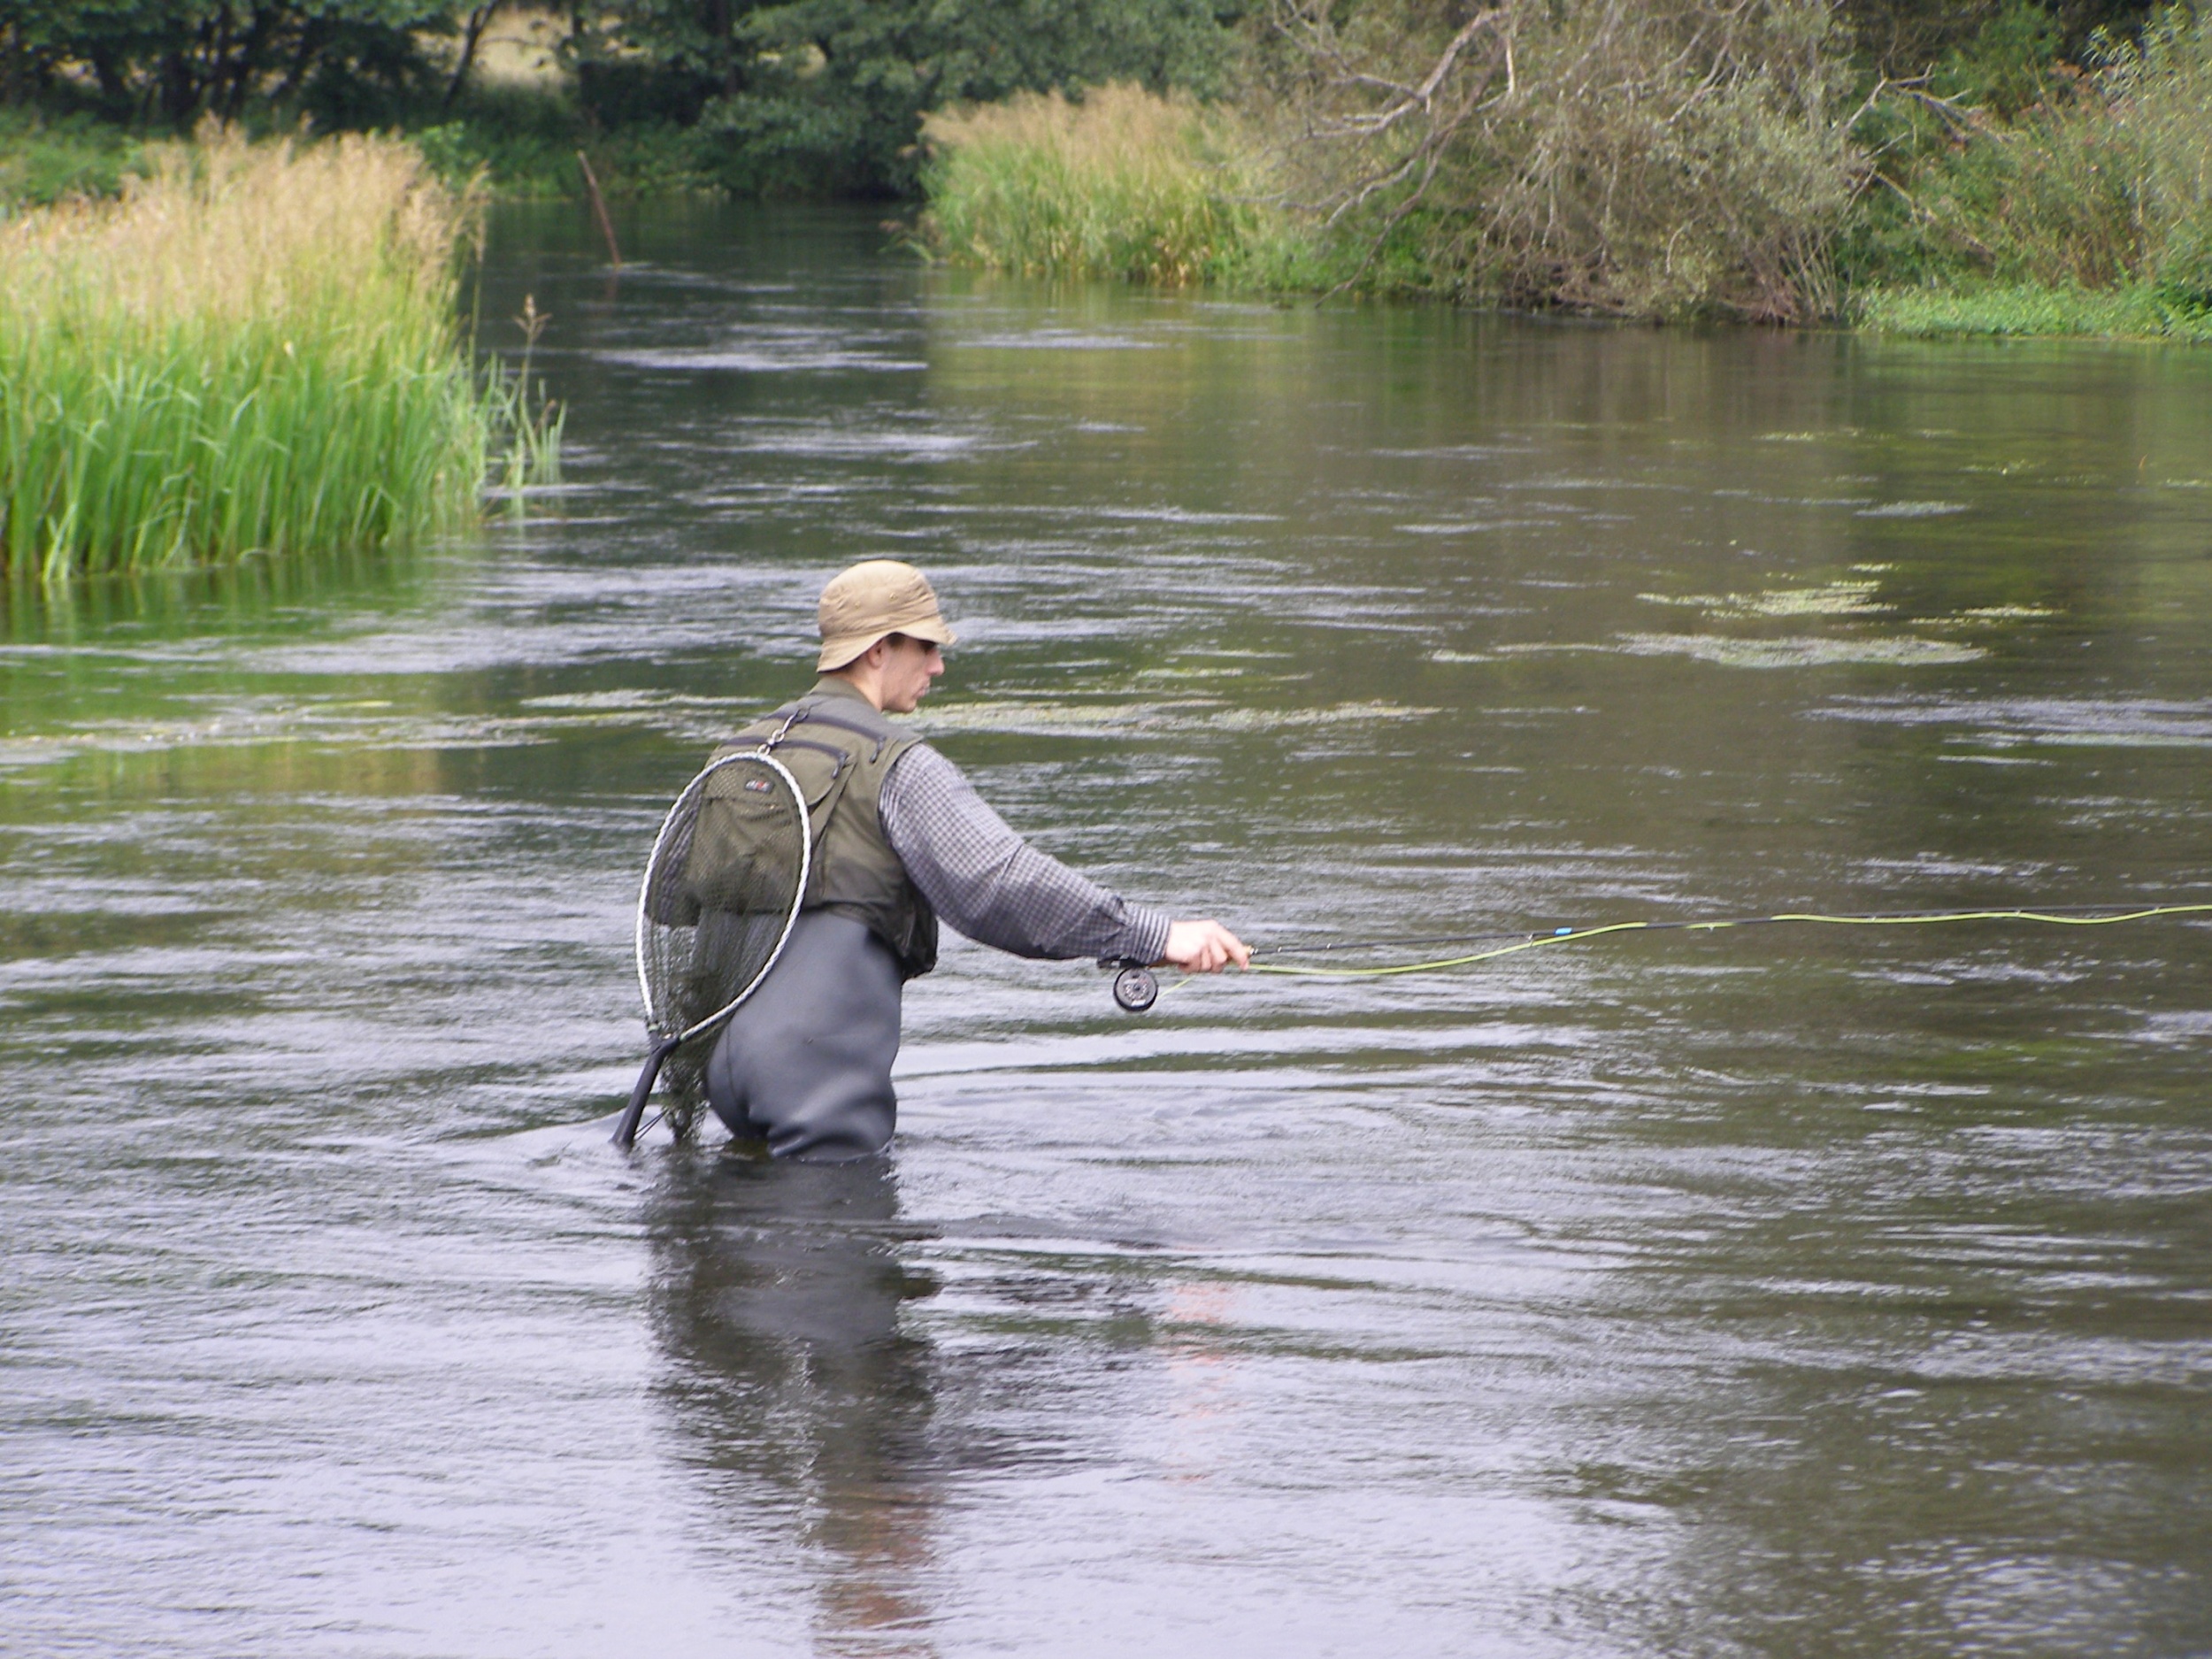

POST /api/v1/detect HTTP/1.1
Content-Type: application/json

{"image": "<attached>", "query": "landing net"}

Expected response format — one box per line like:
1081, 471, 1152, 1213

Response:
627, 750, 811, 1141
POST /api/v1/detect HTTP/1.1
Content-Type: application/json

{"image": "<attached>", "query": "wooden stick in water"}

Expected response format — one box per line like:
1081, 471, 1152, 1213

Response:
576, 150, 622, 270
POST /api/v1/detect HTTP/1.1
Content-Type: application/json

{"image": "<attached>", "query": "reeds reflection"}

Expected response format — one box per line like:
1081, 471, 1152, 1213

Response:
645, 1155, 943, 1657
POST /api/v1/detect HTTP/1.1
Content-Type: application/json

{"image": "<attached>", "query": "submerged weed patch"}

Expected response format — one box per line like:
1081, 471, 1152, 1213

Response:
0, 132, 542, 580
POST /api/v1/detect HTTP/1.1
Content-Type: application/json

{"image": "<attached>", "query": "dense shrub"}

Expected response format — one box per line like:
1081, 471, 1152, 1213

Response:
1252, 0, 1865, 320
1848, 5, 2212, 327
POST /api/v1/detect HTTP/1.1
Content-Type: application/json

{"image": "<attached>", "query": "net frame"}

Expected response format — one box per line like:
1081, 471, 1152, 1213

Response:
634, 749, 812, 1046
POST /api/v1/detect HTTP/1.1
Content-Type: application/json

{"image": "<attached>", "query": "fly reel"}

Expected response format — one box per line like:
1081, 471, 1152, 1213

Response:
1103, 959, 1159, 1013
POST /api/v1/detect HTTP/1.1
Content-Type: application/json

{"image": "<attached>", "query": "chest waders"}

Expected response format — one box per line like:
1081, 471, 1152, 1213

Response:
703, 680, 933, 1160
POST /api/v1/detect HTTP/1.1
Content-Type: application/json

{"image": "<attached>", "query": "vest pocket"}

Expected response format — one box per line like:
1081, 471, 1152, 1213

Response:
683, 772, 806, 916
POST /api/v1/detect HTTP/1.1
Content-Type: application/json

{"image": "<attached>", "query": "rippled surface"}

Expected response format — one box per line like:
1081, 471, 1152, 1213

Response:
4, 204, 2208, 1657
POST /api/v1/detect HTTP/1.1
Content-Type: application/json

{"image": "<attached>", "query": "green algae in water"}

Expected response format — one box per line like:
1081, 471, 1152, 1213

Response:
1616, 633, 1985, 669
1638, 580, 1891, 619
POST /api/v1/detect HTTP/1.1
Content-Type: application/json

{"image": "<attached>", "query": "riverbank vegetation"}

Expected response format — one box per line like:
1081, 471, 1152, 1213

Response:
4, 2, 2210, 337
923, 1, 2212, 336
0, 132, 549, 580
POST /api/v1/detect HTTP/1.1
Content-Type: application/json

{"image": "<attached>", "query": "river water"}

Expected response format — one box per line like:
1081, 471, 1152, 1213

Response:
4, 204, 2208, 1657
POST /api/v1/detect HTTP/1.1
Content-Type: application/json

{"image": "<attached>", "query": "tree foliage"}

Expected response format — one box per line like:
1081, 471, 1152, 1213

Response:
1, 3, 467, 127
4, 0, 1244, 197
1838, 0, 2154, 76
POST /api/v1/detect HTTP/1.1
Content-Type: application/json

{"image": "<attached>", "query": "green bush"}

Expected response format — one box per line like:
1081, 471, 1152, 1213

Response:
411, 89, 718, 201
0, 109, 150, 208
1930, 0, 2066, 116
1854, 5, 2212, 310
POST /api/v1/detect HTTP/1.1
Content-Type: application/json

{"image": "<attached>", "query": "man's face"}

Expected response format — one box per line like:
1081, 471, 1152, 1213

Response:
879, 634, 945, 713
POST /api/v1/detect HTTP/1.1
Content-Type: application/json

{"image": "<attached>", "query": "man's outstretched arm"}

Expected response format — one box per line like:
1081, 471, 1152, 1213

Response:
880, 745, 1247, 971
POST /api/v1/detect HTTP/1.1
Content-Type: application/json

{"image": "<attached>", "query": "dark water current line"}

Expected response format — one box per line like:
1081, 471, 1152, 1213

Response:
3, 202, 2208, 1657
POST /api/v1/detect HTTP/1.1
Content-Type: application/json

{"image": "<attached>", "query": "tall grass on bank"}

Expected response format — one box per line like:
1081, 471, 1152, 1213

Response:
1, 132, 530, 580
919, 85, 1310, 286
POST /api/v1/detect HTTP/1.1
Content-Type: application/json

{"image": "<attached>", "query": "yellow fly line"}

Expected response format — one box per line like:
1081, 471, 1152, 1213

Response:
1232, 903, 2212, 981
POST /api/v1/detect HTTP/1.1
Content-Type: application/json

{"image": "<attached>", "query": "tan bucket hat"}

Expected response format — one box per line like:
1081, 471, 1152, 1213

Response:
816, 558, 957, 671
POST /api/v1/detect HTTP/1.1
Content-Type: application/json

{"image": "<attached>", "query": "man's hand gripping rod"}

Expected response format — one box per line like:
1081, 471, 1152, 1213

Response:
1102, 921, 1248, 1010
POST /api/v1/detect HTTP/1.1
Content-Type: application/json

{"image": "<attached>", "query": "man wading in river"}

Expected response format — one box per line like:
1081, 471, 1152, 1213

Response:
703, 559, 1248, 1160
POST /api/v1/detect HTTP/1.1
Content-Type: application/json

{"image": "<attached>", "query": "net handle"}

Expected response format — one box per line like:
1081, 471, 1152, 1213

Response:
627, 749, 814, 1033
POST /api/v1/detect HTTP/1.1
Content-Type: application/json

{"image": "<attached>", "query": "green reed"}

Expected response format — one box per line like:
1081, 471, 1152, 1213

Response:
491, 294, 565, 513
1, 130, 549, 581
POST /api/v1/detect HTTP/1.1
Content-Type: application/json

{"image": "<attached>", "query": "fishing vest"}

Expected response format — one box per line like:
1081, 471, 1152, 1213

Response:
710, 677, 938, 980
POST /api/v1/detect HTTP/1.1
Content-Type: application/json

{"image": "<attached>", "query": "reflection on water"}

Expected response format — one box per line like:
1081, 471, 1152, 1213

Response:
649, 1156, 941, 1656
1, 200, 2207, 1656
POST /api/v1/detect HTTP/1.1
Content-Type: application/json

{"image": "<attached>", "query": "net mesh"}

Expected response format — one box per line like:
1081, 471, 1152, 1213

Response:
637, 754, 809, 1137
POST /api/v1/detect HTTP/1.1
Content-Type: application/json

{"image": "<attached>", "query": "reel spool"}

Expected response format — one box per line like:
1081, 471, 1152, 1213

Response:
1106, 961, 1159, 1013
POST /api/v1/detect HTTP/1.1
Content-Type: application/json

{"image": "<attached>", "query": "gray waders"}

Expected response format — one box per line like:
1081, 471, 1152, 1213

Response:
704, 911, 904, 1161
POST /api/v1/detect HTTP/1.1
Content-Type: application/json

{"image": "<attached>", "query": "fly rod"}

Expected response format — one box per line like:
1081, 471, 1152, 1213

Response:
1102, 901, 2212, 1010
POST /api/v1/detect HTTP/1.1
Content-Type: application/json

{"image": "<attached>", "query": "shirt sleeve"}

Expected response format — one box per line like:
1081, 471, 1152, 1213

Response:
879, 743, 1172, 964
